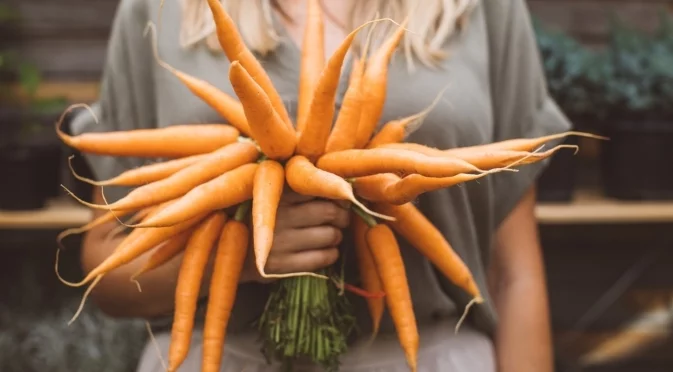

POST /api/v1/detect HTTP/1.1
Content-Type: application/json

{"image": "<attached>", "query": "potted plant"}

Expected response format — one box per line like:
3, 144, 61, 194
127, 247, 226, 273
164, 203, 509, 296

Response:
600, 14, 673, 200
532, 20, 611, 202
0, 4, 68, 210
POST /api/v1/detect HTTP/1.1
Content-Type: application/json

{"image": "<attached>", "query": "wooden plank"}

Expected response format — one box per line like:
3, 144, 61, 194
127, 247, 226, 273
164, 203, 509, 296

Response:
0, 198, 92, 230
537, 188, 673, 224
528, 0, 672, 44
1, 0, 117, 39
2, 187, 673, 229
3, 38, 109, 80
9, 81, 100, 104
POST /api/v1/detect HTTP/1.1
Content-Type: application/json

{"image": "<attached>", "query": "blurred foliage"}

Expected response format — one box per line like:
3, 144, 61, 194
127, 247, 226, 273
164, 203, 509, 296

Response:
533, 11, 673, 127
606, 13, 673, 120
533, 19, 612, 124
0, 3, 68, 145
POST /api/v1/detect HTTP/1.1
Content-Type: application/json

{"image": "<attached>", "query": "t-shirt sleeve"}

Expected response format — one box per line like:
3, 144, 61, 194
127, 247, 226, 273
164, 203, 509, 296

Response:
69, 0, 156, 203
484, 0, 572, 225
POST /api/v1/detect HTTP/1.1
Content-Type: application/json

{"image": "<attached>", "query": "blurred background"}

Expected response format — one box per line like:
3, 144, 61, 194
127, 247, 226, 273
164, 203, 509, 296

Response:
1, 0, 673, 371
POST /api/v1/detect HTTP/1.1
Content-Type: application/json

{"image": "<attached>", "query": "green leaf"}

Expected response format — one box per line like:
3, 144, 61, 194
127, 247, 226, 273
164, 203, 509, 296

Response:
19, 63, 41, 97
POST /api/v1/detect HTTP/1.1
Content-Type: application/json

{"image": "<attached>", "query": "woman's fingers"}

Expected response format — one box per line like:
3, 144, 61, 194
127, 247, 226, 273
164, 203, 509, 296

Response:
265, 247, 340, 275
280, 189, 315, 205
277, 200, 350, 230
273, 226, 343, 253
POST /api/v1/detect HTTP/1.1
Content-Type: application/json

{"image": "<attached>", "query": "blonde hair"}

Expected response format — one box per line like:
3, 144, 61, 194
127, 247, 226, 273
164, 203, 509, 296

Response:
179, 0, 478, 70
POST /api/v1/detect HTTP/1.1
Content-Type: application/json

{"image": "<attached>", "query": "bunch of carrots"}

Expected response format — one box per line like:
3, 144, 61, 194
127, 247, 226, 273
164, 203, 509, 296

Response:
53, 1, 605, 371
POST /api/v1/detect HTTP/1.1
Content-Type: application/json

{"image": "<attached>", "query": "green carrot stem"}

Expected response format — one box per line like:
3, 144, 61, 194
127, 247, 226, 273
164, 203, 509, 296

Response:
234, 200, 251, 221
352, 204, 377, 227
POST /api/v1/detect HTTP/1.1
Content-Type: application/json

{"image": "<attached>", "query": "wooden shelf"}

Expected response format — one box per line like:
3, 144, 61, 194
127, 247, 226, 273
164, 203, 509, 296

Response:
2, 189, 673, 229
0, 198, 92, 230
536, 189, 673, 225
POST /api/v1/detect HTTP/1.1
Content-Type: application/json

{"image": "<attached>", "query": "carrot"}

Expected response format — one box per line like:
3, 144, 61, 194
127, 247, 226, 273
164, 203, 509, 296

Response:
352, 172, 496, 205
60, 206, 208, 288
351, 148, 545, 204
145, 22, 251, 137
63, 142, 259, 211
366, 84, 448, 149
354, 17, 410, 149
104, 206, 160, 241
373, 202, 482, 302
296, 19, 390, 161
323, 22, 377, 154
128, 163, 258, 228
352, 211, 384, 338
229, 61, 296, 160
296, 0, 325, 134
56, 208, 136, 249
130, 228, 194, 281
56, 118, 240, 159
315, 147, 486, 178
68, 153, 210, 187
443, 131, 607, 155
201, 211, 250, 372
205, 0, 293, 131
285, 155, 394, 221
251, 160, 284, 277
378, 143, 579, 169
364, 222, 418, 372
168, 212, 227, 372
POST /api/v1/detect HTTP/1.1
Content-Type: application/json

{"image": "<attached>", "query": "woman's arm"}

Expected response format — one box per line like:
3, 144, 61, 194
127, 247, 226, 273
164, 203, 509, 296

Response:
489, 185, 554, 372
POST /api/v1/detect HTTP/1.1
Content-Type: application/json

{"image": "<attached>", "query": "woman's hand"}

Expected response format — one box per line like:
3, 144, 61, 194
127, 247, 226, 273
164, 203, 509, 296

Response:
241, 191, 350, 283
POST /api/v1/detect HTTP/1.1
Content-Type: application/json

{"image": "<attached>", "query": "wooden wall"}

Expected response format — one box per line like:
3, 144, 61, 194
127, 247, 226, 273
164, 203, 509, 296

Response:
2, 0, 671, 82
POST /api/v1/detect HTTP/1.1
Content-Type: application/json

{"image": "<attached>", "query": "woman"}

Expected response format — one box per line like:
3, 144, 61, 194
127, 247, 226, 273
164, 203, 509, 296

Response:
71, 0, 568, 371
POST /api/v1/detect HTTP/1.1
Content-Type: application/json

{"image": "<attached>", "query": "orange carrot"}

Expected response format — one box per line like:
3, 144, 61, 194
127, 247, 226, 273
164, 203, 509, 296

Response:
63, 142, 259, 211
251, 160, 284, 277
129, 163, 258, 228
315, 147, 485, 178
364, 222, 418, 372
61, 206, 208, 288
323, 23, 377, 154
378, 143, 579, 170
68, 153, 210, 187
168, 212, 227, 372
373, 202, 482, 301
285, 155, 394, 221
354, 17, 410, 149
104, 205, 161, 241
443, 131, 607, 155
296, 0, 325, 134
205, 0, 293, 130
56, 208, 136, 249
229, 61, 296, 160
201, 216, 250, 372
145, 22, 251, 136
353, 173, 483, 205
366, 84, 447, 149
352, 211, 384, 337
56, 118, 240, 158
297, 19, 389, 161
353, 164, 517, 205
130, 228, 194, 280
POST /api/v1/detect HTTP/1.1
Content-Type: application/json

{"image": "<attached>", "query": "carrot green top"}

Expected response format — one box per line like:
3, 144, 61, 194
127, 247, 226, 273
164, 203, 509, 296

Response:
70, 0, 570, 362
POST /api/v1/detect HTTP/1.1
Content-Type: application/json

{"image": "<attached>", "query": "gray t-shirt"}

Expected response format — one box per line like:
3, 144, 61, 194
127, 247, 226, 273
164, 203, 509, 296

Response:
71, 0, 570, 367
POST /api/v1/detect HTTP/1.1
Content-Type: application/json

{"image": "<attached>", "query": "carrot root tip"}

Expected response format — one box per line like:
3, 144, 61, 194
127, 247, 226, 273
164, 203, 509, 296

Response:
454, 296, 481, 334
